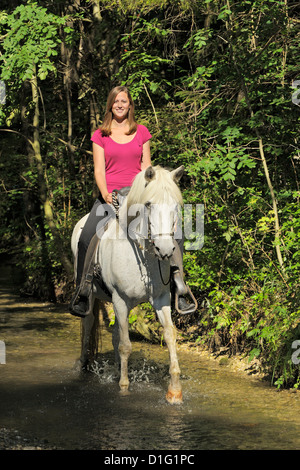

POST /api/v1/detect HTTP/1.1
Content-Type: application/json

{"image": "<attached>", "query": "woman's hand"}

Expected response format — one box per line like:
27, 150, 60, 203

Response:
104, 192, 112, 204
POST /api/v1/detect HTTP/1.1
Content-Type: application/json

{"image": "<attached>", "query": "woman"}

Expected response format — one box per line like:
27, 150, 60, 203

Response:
69, 85, 195, 317
92, 86, 152, 202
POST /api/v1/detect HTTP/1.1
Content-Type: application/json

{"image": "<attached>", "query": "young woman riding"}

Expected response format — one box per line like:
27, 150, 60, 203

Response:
69, 85, 195, 317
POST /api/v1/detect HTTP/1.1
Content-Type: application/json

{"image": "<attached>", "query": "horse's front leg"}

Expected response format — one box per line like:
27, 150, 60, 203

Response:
155, 294, 183, 404
113, 294, 132, 394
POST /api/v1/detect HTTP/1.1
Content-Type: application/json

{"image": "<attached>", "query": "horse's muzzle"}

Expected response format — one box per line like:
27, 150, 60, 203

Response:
152, 237, 175, 260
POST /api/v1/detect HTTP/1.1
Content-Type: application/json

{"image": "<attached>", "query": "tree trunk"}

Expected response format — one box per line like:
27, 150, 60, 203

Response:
60, 7, 77, 177
30, 71, 73, 282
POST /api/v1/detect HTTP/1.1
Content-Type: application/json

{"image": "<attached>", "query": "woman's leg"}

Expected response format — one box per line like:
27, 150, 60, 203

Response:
76, 199, 102, 287
70, 198, 114, 317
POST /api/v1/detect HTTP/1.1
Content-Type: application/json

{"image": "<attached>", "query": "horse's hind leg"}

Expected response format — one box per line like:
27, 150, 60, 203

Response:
113, 295, 131, 394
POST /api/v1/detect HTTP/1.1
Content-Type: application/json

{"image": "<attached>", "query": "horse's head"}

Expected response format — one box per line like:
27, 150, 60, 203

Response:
126, 165, 184, 259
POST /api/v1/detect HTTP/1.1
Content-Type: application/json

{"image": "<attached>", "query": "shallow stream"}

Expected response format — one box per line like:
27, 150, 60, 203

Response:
0, 261, 300, 450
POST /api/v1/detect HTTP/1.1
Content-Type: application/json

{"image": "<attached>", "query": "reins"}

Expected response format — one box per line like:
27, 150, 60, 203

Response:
111, 190, 120, 218
158, 259, 171, 285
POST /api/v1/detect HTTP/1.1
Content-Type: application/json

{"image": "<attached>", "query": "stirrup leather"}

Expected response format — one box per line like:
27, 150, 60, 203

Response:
69, 285, 81, 311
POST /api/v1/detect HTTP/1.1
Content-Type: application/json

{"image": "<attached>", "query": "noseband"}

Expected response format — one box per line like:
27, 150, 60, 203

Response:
126, 204, 177, 248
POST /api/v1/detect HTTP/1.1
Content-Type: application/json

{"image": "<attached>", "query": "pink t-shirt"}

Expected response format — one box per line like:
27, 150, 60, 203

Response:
91, 124, 152, 192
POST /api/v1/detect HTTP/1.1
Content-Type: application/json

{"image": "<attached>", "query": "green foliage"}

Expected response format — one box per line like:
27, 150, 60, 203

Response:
0, 2, 69, 84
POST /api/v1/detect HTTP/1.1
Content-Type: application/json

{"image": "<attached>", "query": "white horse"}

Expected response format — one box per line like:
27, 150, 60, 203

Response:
71, 165, 185, 404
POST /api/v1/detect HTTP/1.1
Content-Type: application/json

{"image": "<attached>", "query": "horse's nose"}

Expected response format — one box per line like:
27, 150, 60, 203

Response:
154, 239, 175, 259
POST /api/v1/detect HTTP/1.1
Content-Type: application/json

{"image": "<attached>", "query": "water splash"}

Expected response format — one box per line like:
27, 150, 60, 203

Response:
89, 360, 118, 383
89, 358, 169, 384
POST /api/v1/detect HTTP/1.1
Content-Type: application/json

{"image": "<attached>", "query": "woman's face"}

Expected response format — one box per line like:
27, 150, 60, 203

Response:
111, 91, 130, 121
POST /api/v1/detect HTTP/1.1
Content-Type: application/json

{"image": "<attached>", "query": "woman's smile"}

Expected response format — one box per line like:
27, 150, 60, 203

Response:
112, 91, 130, 121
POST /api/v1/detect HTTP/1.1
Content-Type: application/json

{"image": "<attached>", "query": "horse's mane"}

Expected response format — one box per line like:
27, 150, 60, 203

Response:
126, 166, 183, 208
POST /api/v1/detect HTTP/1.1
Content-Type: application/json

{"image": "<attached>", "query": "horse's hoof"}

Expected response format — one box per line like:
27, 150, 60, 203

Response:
119, 387, 130, 397
73, 358, 85, 372
166, 388, 183, 405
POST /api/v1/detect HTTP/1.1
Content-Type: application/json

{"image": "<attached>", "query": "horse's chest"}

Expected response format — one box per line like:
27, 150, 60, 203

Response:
100, 240, 169, 299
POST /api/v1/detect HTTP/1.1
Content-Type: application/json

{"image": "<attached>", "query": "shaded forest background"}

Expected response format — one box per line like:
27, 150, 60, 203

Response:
0, 0, 300, 388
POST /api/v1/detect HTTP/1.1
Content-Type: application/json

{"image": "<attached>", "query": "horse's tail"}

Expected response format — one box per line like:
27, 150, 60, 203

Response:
80, 298, 100, 365
91, 298, 100, 359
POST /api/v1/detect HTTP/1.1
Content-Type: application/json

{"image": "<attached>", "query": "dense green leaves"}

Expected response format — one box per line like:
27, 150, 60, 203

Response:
0, 3, 69, 84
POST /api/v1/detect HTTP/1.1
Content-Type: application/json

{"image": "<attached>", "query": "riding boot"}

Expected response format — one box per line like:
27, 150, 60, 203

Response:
170, 241, 197, 315
69, 232, 101, 318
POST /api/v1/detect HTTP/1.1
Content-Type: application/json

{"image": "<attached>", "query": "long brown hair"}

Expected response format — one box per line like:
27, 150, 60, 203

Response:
100, 86, 137, 136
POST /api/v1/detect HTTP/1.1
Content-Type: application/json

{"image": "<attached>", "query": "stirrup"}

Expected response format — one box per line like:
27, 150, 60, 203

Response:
69, 285, 81, 310
175, 285, 198, 315
69, 284, 90, 318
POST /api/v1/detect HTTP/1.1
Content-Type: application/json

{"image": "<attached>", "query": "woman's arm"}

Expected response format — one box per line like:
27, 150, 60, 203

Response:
141, 140, 151, 170
93, 142, 112, 203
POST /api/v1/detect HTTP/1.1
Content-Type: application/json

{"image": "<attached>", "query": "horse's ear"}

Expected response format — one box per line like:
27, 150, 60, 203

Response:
145, 166, 156, 182
171, 166, 184, 183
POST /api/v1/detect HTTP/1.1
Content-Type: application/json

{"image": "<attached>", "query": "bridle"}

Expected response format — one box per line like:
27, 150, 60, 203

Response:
112, 191, 178, 286
126, 202, 178, 248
